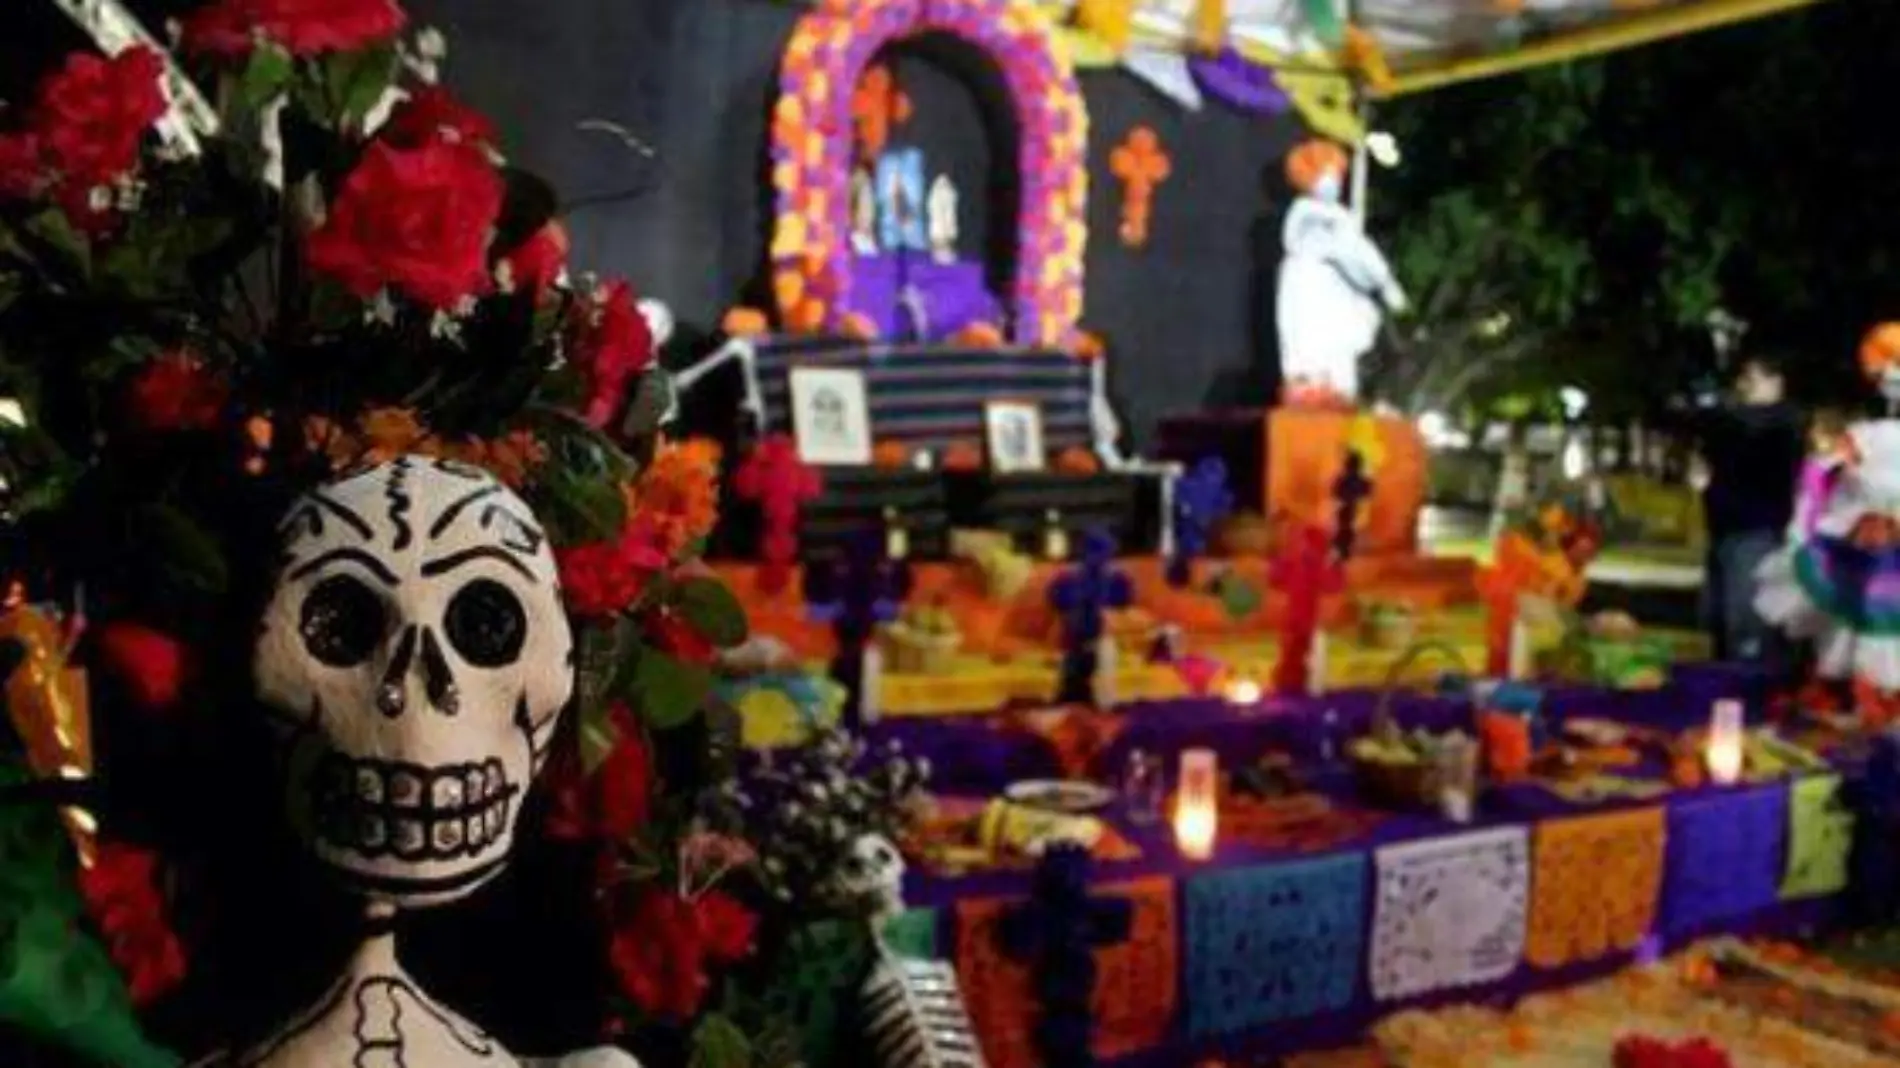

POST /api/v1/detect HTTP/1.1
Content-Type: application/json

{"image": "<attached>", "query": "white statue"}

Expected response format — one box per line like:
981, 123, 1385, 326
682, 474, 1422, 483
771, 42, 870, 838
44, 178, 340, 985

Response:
242, 457, 638, 1068
927, 175, 959, 264
851, 169, 879, 256
1275, 140, 1407, 407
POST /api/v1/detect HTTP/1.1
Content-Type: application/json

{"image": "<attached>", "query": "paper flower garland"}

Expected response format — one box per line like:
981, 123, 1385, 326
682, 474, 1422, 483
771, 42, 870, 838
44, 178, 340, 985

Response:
770, 0, 1088, 347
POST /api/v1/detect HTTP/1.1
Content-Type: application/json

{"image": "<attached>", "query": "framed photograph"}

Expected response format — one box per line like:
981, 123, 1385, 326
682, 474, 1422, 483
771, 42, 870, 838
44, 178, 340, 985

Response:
788, 366, 874, 465
984, 400, 1045, 473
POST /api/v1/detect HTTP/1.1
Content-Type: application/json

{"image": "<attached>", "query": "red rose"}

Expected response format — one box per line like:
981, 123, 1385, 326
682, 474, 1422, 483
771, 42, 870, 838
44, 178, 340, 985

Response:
306, 139, 503, 309
76, 842, 188, 1007
643, 607, 716, 666
93, 622, 191, 713
545, 705, 652, 841
125, 353, 228, 433
31, 47, 167, 192
692, 890, 757, 964
382, 87, 498, 150
185, 0, 407, 57
0, 132, 47, 200
499, 221, 568, 298
555, 518, 667, 620
567, 280, 654, 430
609, 889, 710, 1021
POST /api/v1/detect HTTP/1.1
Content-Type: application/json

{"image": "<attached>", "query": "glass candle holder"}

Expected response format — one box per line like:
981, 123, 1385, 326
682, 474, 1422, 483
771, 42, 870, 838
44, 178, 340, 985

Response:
1706, 698, 1745, 786
1174, 748, 1218, 861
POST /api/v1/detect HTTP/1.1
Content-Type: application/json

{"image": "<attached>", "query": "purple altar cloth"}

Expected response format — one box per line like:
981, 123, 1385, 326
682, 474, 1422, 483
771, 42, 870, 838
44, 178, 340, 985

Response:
882, 664, 1859, 1064
850, 252, 1002, 341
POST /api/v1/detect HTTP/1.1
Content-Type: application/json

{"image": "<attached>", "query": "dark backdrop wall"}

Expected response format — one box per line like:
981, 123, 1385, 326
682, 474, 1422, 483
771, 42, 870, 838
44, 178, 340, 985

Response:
21, 0, 1305, 445
407, 0, 1307, 445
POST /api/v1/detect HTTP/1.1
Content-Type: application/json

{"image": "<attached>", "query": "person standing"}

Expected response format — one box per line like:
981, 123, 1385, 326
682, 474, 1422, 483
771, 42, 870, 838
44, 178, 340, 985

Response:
1685, 355, 1806, 661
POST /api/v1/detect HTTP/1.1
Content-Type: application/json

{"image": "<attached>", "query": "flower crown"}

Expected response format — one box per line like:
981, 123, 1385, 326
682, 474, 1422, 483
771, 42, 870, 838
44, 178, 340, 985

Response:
0, 2, 769, 1060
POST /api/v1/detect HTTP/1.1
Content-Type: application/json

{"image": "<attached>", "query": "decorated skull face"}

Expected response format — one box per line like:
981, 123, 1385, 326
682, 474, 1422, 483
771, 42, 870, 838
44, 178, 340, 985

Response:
841, 833, 907, 924
254, 457, 574, 907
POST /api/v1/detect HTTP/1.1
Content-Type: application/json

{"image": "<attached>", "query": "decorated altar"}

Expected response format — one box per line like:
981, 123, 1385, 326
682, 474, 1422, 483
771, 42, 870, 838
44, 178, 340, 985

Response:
837, 666, 1877, 1066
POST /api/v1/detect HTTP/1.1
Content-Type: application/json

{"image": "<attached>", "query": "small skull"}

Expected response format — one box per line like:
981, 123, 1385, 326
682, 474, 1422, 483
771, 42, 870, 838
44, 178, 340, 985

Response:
254, 457, 573, 907
840, 833, 906, 924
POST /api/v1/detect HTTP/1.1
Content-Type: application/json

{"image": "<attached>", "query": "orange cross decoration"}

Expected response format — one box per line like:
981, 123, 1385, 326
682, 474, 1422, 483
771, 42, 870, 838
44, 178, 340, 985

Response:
851, 63, 913, 162
1109, 126, 1170, 248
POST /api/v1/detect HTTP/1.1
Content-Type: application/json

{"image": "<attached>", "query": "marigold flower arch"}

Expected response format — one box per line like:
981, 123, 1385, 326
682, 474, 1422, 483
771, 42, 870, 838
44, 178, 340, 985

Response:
768, 0, 1088, 348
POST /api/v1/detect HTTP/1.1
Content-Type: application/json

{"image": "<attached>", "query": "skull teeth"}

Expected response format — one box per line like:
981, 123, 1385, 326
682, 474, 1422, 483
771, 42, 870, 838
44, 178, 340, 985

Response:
312, 754, 514, 861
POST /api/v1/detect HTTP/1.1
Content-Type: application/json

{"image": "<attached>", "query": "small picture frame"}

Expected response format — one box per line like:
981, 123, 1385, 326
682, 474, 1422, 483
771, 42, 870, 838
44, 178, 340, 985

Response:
984, 400, 1045, 473
789, 366, 874, 465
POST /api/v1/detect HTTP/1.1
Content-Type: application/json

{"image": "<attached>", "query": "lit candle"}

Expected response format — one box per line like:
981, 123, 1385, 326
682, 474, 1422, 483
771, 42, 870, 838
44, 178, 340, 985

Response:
1706, 698, 1745, 785
1174, 748, 1218, 860
1225, 675, 1262, 707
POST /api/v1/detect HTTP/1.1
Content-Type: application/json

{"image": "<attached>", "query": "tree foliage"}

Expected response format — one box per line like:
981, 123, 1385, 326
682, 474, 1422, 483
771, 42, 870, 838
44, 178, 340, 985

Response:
1369, 2, 1900, 419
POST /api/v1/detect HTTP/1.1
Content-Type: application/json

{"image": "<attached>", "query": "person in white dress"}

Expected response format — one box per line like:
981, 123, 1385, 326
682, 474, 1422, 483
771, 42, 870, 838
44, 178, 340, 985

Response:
1756, 323, 1900, 711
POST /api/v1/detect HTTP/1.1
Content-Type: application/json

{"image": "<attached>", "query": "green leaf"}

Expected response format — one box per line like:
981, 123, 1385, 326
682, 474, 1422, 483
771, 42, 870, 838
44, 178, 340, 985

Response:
22, 209, 90, 279
237, 46, 294, 113
138, 505, 229, 595
675, 577, 749, 649
0, 271, 21, 315
324, 45, 400, 128
630, 648, 712, 730
535, 467, 626, 546
577, 703, 621, 774
573, 624, 616, 709
81, 336, 161, 384
689, 1012, 753, 1068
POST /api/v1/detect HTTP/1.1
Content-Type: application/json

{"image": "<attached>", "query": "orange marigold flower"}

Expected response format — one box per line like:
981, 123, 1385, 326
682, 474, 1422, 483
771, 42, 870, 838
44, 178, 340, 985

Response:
356, 407, 429, 464
485, 430, 548, 488
634, 438, 722, 557
302, 414, 364, 470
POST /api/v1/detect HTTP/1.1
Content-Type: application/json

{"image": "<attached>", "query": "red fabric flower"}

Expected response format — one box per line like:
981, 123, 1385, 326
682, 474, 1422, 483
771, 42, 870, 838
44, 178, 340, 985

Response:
643, 606, 716, 666
545, 704, 652, 841
693, 890, 758, 963
76, 842, 188, 1007
567, 280, 655, 430
499, 221, 568, 298
555, 518, 668, 620
607, 886, 757, 1022
306, 139, 503, 309
93, 622, 191, 713
0, 132, 47, 200
609, 889, 708, 1021
184, 0, 407, 57
32, 47, 167, 192
382, 87, 498, 149
124, 353, 228, 433
732, 435, 822, 594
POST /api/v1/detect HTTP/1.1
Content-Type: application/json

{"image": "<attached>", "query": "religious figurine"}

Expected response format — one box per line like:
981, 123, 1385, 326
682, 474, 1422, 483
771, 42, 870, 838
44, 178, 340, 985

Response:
242, 459, 638, 1068
1758, 324, 1900, 719
927, 175, 959, 264
875, 148, 929, 253
1275, 139, 1407, 408
851, 168, 880, 256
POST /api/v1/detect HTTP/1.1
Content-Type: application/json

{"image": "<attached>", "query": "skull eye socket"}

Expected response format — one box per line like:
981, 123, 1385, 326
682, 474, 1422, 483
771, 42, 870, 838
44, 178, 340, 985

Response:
300, 574, 387, 668
444, 578, 527, 668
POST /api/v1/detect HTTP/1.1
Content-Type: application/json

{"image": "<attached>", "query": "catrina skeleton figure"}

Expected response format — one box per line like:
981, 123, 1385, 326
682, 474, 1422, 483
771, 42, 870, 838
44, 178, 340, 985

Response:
237, 457, 638, 1068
